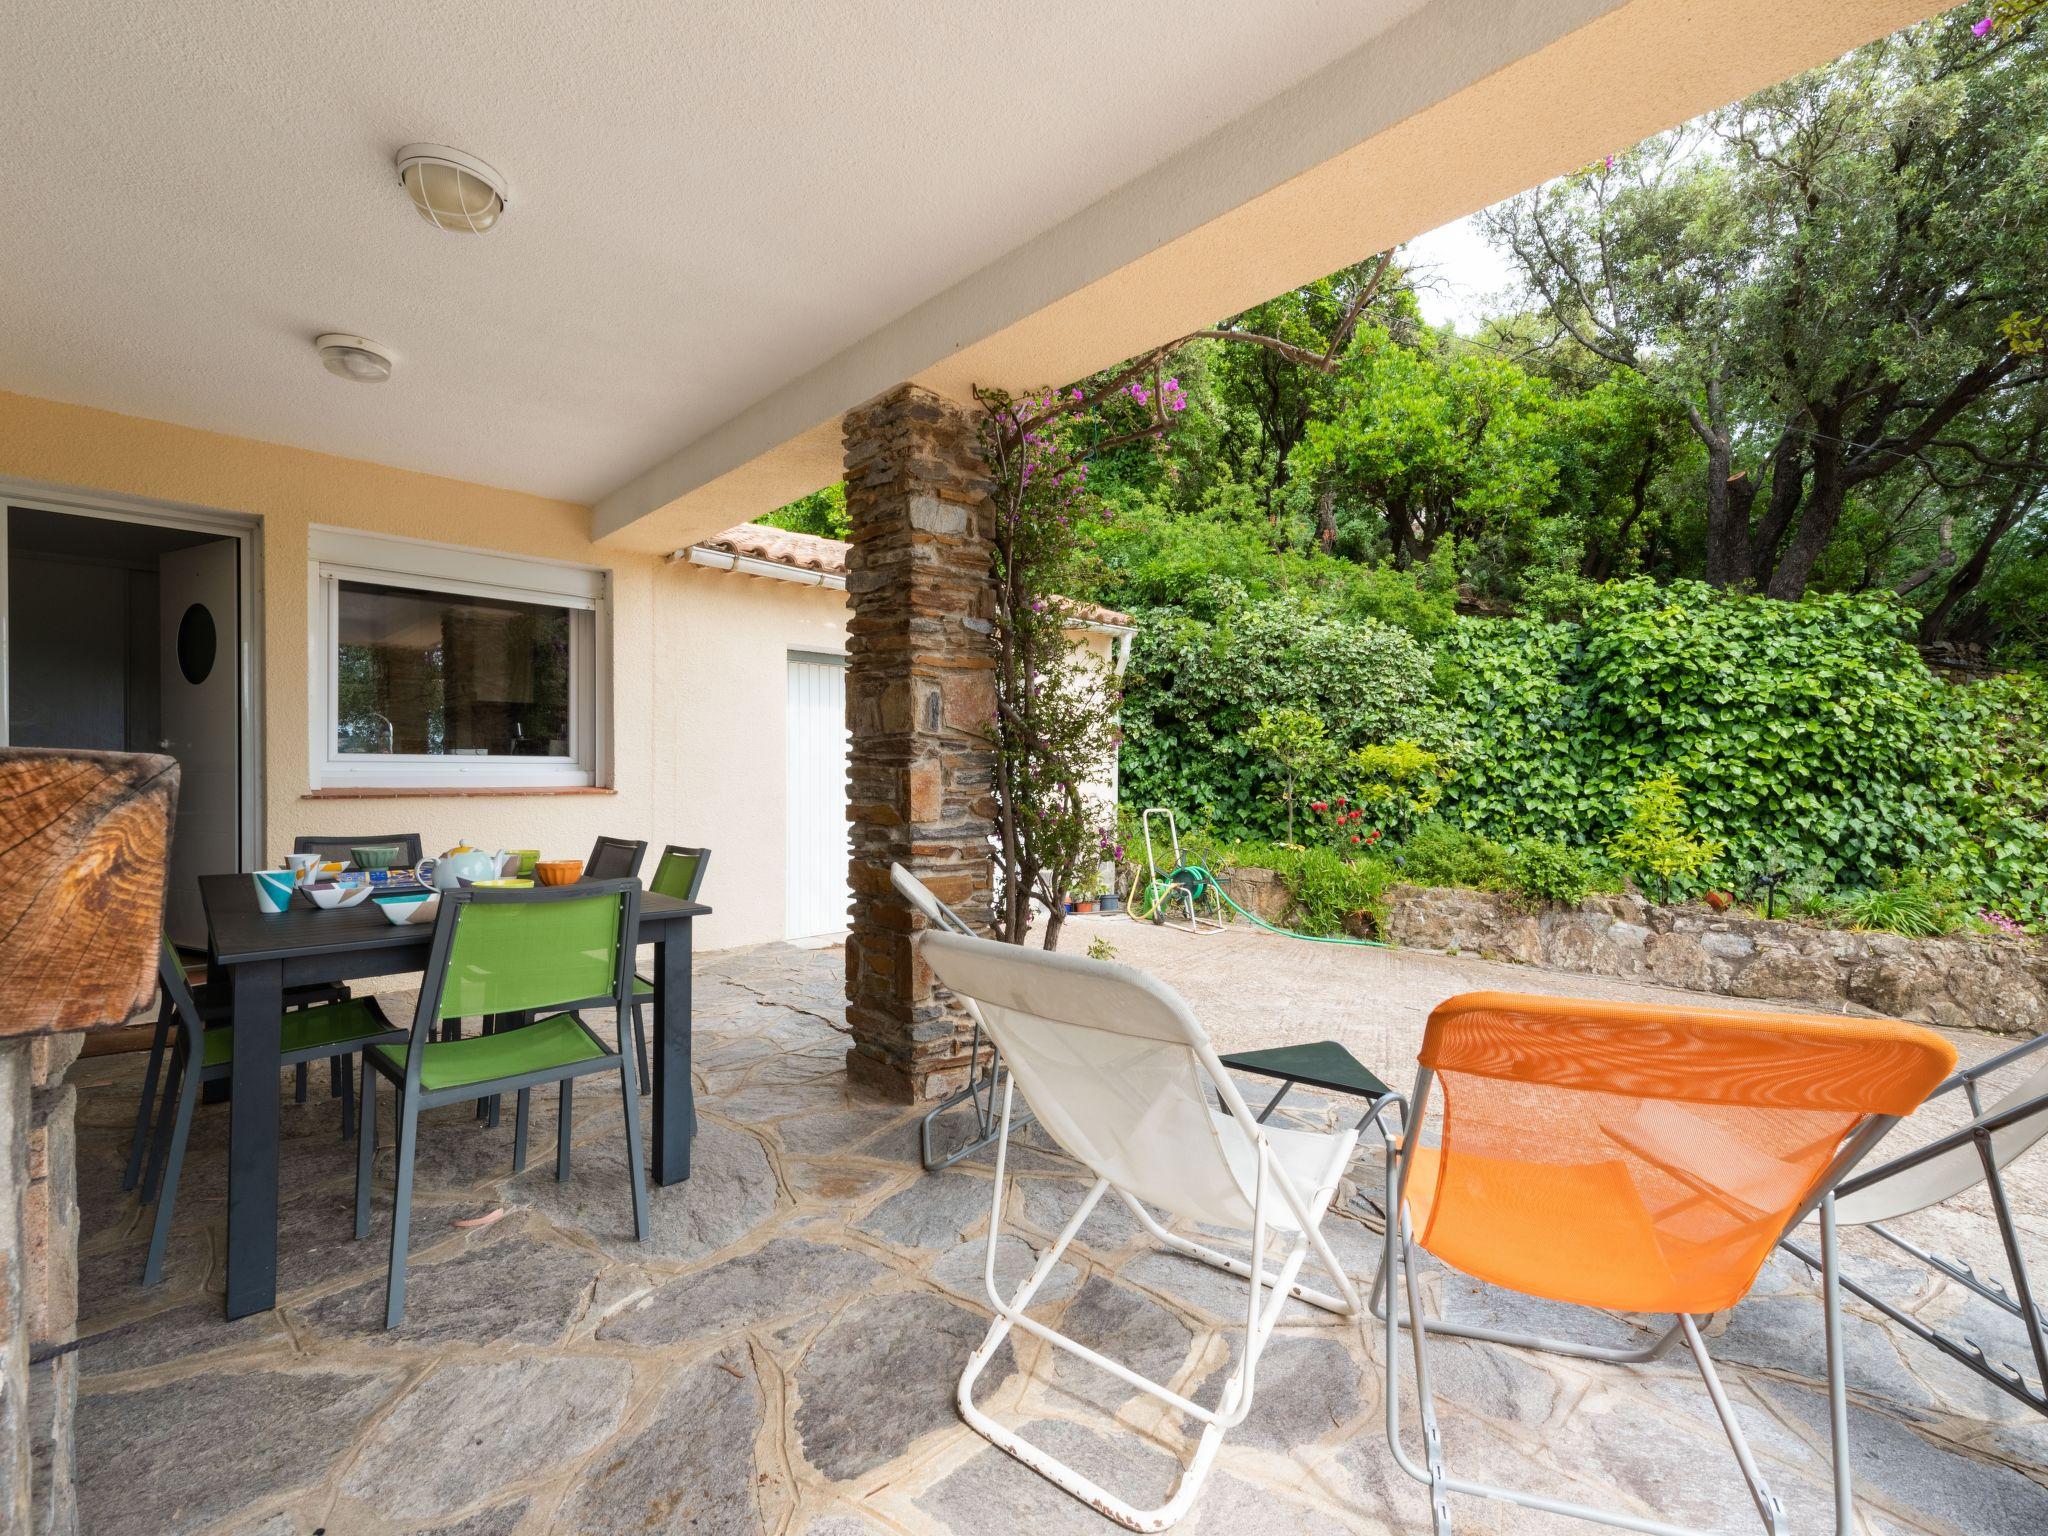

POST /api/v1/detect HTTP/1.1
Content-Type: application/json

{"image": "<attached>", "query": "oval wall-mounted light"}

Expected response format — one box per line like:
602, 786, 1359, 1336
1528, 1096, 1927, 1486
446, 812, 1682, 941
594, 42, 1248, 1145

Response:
395, 144, 509, 234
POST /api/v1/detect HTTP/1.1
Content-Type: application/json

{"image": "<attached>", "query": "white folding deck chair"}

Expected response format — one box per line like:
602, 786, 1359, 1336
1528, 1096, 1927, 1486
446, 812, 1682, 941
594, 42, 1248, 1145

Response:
891, 863, 1025, 1171
917, 927, 1369, 1532
1780, 1030, 2048, 1415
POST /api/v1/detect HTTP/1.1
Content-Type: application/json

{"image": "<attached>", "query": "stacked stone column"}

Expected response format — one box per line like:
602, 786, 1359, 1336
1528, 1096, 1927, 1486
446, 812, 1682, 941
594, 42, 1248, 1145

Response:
841, 385, 997, 1102
1, 1033, 80, 1534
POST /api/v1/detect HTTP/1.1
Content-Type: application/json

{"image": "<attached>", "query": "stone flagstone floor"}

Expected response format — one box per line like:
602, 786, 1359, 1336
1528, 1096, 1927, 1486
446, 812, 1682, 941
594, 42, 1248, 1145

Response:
63, 928, 2048, 1535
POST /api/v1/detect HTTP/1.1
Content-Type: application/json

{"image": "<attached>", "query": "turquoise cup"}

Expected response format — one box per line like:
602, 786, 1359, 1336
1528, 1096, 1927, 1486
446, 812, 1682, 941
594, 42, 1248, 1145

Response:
252, 869, 297, 914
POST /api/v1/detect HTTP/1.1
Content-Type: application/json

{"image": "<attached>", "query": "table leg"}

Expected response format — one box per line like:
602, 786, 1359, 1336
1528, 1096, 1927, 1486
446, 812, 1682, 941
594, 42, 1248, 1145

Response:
226, 958, 283, 1319
651, 920, 695, 1184
196, 957, 232, 1103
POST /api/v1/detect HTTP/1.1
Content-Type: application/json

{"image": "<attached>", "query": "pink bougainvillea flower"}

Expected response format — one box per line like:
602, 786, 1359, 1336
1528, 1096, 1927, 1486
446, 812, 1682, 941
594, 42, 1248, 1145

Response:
1974, 14, 1996, 35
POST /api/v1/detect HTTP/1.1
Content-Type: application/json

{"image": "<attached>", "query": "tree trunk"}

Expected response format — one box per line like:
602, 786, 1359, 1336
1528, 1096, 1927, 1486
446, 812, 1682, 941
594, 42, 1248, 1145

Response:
1764, 444, 1846, 600
1919, 489, 2035, 642
1314, 486, 1337, 555
1041, 906, 1065, 951
1692, 381, 1753, 589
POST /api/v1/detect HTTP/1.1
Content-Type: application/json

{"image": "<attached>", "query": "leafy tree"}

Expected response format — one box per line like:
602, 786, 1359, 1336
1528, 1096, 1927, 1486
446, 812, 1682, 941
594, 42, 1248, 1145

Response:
1292, 326, 1562, 572
1242, 707, 1333, 843
1486, 12, 2048, 599
755, 483, 850, 539
1207, 259, 1418, 533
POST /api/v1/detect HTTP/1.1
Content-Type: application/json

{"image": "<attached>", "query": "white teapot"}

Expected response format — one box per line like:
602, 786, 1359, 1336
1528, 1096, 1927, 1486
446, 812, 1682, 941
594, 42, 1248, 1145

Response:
415, 843, 508, 891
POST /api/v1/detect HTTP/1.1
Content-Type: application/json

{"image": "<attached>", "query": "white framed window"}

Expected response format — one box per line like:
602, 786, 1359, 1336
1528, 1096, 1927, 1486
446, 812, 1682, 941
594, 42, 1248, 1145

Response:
307, 528, 610, 789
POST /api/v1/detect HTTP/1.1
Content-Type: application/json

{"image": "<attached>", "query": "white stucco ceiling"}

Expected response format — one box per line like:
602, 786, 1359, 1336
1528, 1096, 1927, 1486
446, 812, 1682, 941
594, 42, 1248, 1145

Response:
0, 0, 1431, 505
2, 1, 1938, 546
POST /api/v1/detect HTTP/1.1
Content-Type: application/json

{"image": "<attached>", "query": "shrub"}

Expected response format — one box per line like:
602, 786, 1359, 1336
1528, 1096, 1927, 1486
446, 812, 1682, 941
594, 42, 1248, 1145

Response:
1390, 820, 1512, 891
1269, 847, 1394, 937
1834, 871, 1956, 938
1345, 739, 1452, 842
1306, 796, 1383, 851
1507, 838, 1595, 905
1118, 594, 1449, 839
1208, 840, 1392, 937
1605, 771, 1722, 901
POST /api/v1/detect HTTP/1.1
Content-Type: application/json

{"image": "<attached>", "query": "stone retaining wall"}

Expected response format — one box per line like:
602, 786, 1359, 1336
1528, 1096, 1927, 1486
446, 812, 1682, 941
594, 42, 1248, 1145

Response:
1382, 884, 2046, 1035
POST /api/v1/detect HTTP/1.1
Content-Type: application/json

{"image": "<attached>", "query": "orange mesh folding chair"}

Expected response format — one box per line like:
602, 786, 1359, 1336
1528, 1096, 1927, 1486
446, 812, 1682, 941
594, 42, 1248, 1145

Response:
1379, 992, 1954, 1536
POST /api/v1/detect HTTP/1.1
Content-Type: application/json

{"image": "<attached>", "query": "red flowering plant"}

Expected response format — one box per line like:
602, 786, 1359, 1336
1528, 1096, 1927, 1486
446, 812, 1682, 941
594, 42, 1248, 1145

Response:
1306, 794, 1385, 853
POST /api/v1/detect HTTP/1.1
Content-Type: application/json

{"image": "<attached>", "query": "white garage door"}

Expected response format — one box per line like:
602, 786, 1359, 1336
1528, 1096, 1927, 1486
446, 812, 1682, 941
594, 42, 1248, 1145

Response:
785, 651, 851, 938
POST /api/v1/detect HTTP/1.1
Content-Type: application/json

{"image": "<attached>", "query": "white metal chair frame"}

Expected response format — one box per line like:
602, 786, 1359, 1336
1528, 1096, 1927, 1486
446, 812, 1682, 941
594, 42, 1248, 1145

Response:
1376, 1060, 1904, 1536
892, 864, 1015, 1172
1779, 1030, 2048, 1416
921, 928, 1383, 1531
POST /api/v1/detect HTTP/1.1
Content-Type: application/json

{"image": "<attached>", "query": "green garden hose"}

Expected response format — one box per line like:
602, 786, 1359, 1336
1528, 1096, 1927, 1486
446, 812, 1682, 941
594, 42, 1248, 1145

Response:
1126, 863, 1388, 948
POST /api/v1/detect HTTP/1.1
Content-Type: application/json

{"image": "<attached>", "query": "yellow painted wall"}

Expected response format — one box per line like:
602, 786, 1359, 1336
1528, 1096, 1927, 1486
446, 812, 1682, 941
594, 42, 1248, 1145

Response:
0, 390, 844, 950
662, 562, 850, 943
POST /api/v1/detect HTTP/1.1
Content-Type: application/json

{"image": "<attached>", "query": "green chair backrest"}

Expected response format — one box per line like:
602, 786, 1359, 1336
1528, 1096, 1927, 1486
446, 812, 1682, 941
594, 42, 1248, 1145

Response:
157, 936, 205, 1054
649, 844, 710, 902
434, 887, 630, 1020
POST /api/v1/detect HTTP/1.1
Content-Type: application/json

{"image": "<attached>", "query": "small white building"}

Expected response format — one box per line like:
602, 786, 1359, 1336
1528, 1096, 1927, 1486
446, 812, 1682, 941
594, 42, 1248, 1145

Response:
672, 523, 1132, 946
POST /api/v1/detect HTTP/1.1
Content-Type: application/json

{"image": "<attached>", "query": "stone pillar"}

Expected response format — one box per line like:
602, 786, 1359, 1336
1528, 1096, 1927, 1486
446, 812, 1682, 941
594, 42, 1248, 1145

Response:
0, 1033, 79, 1535
0, 746, 176, 1536
0, 1040, 32, 1532
842, 384, 998, 1102
24, 1036, 79, 1536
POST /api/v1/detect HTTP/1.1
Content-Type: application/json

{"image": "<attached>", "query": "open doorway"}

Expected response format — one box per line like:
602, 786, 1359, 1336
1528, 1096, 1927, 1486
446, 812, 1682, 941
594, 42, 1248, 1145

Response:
4, 502, 254, 946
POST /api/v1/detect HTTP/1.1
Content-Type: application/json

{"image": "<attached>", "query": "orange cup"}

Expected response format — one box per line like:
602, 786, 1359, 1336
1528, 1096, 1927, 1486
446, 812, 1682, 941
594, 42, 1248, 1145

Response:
534, 859, 583, 887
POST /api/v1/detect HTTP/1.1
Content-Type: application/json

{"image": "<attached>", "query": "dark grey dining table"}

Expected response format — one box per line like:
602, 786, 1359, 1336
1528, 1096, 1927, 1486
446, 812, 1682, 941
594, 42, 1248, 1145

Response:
197, 872, 709, 1319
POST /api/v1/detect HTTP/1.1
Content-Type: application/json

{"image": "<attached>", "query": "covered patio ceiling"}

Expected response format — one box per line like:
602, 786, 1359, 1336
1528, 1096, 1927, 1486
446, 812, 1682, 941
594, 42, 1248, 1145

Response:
2, 1, 1935, 554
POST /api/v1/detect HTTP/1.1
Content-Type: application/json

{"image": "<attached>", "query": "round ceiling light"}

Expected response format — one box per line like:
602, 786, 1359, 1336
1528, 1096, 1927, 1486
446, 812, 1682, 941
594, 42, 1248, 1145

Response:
395, 144, 508, 234
314, 334, 394, 383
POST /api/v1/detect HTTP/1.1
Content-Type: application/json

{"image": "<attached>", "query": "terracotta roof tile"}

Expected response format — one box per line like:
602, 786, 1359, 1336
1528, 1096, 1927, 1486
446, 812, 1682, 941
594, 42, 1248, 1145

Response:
697, 523, 848, 573
694, 522, 1132, 628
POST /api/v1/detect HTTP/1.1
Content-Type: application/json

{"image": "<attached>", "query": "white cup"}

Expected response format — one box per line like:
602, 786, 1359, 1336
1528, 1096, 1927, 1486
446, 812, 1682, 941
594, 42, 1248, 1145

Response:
252, 869, 296, 914
284, 852, 322, 885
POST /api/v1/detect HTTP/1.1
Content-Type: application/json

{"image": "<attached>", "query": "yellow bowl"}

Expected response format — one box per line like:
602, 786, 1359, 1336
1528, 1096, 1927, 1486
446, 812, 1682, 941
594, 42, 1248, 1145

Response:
473, 878, 534, 889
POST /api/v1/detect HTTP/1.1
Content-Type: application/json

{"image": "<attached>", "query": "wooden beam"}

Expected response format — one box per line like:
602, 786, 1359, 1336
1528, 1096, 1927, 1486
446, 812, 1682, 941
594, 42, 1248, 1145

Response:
0, 748, 177, 1038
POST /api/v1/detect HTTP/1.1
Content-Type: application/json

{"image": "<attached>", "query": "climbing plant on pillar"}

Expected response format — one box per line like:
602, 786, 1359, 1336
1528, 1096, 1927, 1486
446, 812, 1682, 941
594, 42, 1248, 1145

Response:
975, 386, 1125, 950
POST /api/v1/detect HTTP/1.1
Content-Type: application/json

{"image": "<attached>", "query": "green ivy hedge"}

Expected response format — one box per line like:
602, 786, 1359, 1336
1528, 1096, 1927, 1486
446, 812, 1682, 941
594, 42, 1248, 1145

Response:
1119, 576, 2048, 921
1438, 580, 2048, 914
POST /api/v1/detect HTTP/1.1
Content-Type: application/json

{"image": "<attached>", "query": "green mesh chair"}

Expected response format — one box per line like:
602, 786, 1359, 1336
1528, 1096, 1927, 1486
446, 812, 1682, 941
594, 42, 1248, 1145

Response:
622, 845, 710, 1088
354, 880, 649, 1327
123, 958, 356, 1194
138, 937, 403, 1286
531, 844, 708, 1093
